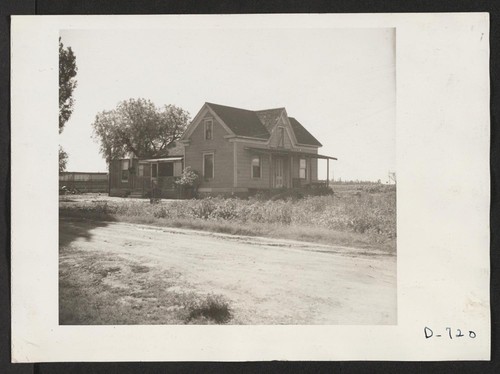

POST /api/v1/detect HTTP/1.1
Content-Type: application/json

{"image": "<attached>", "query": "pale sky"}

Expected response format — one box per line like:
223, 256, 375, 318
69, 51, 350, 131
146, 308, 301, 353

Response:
60, 27, 395, 182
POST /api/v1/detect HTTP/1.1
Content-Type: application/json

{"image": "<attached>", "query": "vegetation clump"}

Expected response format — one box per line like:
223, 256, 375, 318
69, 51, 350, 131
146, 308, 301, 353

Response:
185, 293, 232, 324
174, 167, 200, 198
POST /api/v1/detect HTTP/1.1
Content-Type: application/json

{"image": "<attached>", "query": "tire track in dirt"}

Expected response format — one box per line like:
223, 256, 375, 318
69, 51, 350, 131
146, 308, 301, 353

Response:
60, 219, 397, 324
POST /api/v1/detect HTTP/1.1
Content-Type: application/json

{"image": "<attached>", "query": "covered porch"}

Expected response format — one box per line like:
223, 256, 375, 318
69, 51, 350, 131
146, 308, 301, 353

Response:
136, 156, 183, 198
109, 156, 183, 198
244, 147, 337, 190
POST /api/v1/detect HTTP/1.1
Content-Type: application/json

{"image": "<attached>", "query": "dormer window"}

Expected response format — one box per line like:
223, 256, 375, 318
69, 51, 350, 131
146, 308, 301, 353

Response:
204, 119, 213, 140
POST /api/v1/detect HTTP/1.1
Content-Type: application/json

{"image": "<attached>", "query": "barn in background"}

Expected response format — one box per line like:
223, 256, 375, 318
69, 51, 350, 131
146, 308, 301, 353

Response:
59, 172, 108, 193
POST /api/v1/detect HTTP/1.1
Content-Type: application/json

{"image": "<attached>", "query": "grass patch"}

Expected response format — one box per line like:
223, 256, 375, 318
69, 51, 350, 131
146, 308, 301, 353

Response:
97, 266, 121, 278
130, 265, 150, 274
59, 248, 233, 325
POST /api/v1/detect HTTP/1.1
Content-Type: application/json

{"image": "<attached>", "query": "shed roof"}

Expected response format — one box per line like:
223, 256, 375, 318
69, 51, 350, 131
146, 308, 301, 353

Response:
139, 156, 183, 163
244, 147, 336, 160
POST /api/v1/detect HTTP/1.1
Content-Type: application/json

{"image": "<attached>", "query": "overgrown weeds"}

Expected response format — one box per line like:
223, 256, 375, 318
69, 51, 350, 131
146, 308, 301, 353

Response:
60, 185, 396, 253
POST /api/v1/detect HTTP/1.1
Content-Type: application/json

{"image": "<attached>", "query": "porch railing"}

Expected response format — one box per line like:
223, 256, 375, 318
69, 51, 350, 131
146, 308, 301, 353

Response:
292, 178, 327, 189
157, 176, 179, 189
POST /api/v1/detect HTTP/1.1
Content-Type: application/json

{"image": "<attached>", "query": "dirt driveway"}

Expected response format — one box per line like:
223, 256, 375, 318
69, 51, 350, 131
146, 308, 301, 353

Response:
60, 219, 396, 325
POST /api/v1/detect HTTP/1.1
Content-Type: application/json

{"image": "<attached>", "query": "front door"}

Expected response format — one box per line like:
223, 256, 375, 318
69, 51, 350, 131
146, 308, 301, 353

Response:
274, 157, 284, 188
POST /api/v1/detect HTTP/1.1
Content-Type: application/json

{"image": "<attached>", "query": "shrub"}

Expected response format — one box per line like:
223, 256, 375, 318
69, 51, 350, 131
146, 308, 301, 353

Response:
153, 206, 168, 218
185, 293, 232, 324
209, 198, 239, 220
191, 197, 217, 219
175, 167, 200, 199
174, 167, 200, 188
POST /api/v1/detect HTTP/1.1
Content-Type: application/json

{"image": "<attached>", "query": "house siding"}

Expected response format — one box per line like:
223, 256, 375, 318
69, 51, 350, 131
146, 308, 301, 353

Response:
173, 161, 183, 176
235, 143, 271, 189
184, 113, 234, 190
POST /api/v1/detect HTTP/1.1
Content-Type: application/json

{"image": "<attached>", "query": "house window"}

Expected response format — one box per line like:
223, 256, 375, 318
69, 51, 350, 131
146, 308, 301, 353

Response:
158, 162, 174, 177
138, 164, 144, 177
205, 119, 213, 140
151, 163, 158, 178
251, 156, 261, 178
278, 127, 285, 147
299, 158, 307, 179
121, 160, 129, 182
203, 153, 214, 180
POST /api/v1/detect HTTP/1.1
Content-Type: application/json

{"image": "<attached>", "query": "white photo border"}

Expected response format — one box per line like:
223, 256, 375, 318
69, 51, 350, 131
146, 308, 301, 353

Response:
11, 13, 490, 362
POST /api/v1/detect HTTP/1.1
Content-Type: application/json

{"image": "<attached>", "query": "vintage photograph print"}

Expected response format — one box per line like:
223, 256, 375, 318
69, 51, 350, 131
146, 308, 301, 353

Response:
58, 27, 396, 325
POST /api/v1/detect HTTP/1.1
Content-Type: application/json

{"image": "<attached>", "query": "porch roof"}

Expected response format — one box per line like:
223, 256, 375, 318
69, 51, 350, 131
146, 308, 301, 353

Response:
139, 156, 183, 163
244, 147, 337, 160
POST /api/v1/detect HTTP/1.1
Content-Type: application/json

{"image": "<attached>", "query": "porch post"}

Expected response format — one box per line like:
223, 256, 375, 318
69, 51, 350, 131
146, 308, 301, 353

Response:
331, 161, 334, 192
108, 160, 111, 195
268, 153, 272, 189
327, 158, 330, 188
308, 156, 311, 184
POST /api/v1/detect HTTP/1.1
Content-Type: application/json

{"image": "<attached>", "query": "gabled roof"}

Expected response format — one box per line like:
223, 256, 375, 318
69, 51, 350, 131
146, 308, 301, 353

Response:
255, 108, 284, 133
206, 102, 270, 139
202, 102, 322, 147
288, 117, 322, 147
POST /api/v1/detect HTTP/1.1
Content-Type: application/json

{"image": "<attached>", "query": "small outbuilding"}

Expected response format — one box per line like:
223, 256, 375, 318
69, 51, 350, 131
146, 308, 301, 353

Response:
109, 143, 184, 198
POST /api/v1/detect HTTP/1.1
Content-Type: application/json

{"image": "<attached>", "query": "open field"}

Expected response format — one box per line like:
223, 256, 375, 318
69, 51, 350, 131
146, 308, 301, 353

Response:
60, 219, 396, 325
60, 184, 396, 253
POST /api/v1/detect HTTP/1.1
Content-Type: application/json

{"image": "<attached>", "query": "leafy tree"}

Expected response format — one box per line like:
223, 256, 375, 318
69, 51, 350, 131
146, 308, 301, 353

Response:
59, 146, 68, 172
59, 38, 77, 173
59, 37, 78, 133
91, 98, 190, 162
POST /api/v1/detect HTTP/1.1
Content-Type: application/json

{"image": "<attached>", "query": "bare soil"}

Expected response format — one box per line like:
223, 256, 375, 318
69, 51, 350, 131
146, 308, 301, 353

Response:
60, 218, 396, 325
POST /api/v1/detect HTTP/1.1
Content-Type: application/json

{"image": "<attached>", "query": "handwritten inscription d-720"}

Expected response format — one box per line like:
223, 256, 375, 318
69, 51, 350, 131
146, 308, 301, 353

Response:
424, 327, 476, 339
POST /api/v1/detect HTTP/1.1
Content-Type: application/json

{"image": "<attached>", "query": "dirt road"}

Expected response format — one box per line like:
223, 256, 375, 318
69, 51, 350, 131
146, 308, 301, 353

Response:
60, 219, 396, 325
